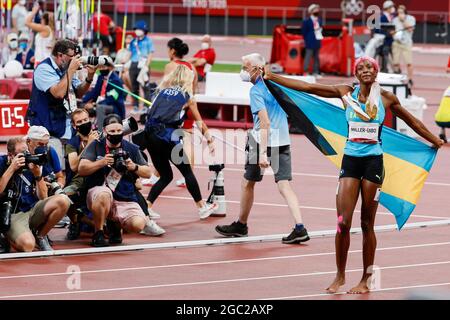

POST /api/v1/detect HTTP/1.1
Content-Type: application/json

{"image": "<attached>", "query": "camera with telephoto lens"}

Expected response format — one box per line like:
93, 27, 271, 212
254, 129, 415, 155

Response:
0, 189, 18, 233
44, 172, 65, 196
111, 148, 130, 174
209, 164, 225, 173
80, 55, 114, 67
22, 150, 47, 166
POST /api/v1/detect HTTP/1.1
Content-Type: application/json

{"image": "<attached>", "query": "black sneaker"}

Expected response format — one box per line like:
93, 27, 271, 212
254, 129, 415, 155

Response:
66, 222, 80, 240
439, 133, 447, 144
215, 221, 248, 237
282, 228, 310, 244
106, 220, 123, 244
91, 230, 109, 247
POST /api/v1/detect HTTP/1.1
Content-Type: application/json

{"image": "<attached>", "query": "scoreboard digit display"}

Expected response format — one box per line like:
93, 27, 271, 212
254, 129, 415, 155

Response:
0, 100, 30, 141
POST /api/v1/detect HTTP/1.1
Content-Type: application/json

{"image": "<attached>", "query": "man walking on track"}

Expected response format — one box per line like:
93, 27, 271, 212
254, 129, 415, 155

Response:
215, 53, 310, 244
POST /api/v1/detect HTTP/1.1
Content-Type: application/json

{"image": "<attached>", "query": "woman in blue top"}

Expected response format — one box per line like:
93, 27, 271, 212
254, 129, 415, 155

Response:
265, 56, 444, 294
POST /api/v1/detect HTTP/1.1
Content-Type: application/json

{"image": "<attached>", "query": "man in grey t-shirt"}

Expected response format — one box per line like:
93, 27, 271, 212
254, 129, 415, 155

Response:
392, 5, 416, 86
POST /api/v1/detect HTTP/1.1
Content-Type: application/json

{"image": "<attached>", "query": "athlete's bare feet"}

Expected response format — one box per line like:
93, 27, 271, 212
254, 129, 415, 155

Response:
326, 276, 345, 294
348, 281, 370, 294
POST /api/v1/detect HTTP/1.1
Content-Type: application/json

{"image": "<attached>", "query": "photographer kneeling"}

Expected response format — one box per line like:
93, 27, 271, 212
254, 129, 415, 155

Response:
78, 114, 164, 247
0, 137, 71, 252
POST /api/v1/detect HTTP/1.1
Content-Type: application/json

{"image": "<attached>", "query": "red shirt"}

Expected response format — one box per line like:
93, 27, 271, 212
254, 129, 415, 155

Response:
91, 13, 112, 36
193, 48, 216, 77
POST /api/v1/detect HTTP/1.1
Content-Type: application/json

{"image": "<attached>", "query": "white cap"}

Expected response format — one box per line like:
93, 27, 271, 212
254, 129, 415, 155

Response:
19, 32, 30, 41
27, 126, 50, 140
308, 4, 319, 14
7, 33, 18, 44
383, 1, 395, 9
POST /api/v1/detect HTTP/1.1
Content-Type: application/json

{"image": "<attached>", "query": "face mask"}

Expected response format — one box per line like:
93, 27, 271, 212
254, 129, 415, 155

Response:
107, 133, 123, 145
135, 29, 144, 38
313, 12, 319, 17
240, 70, 251, 82
99, 69, 110, 76
34, 145, 48, 155
9, 41, 18, 50
201, 42, 210, 50
19, 42, 27, 51
76, 121, 92, 136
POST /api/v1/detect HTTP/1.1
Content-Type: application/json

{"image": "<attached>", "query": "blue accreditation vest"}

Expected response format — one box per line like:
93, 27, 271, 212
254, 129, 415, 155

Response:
27, 57, 68, 138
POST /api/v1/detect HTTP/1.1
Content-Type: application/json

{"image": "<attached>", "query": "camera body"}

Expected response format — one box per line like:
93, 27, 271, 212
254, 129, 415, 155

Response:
111, 149, 130, 174
44, 172, 65, 196
209, 164, 225, 173
22, 151, 47, 166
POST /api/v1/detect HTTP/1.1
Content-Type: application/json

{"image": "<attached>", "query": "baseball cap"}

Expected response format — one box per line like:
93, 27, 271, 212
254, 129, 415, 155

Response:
27, 126, 50, 140
383, 1, 395, 9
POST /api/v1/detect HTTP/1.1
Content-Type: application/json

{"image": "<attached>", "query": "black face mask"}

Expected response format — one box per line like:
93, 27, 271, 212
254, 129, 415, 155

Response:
34, 145, 48, 155
107, 133, 123, 145
313, 12, 319, 17
99, 70, 110, 76
76, 121, 92, 136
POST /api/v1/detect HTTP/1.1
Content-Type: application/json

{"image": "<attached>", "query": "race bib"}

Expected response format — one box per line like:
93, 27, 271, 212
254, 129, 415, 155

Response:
348, 121, 379, 143
105, 169, 123, 192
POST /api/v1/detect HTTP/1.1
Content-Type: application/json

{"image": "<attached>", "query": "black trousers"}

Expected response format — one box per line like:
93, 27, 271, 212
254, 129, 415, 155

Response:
129, 62, 151, 108
145, 130, 202, 204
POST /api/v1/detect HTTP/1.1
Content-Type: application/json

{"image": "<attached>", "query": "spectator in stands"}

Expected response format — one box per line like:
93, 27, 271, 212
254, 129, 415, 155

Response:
115, 34, 134, 92
189, 34, 216, 82
302, 4, 323, 77
392, 5, 416, 87
215, 53, 310, 244
78, 114, 165, 247
27, 39, 97, 168
25, 5, 55, 66
15, 32, 35, 70
374, 1, 396, 73
129, 20, 154, 111
66, 0, 80, 41
0, 137, 71, 252
91, 11, 115, 55
82, 62, 126, 130
12, 0, 29, 34
1, 33, 19, 66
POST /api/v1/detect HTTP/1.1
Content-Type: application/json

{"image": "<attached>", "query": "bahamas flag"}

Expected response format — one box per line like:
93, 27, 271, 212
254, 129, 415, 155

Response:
265, 80, 438, 229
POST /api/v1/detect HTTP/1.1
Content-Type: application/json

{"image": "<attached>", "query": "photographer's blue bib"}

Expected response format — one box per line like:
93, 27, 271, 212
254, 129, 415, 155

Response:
145, 86, 190, 144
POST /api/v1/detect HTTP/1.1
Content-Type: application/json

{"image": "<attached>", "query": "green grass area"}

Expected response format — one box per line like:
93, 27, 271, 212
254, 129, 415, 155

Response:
150, 59, 241, 73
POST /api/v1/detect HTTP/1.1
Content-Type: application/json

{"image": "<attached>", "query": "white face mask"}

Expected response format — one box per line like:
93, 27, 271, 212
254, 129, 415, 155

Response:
240, 69, 251, 82
201, 42, 210, 50
9, 41, 18, 50
135, 29, 144, 38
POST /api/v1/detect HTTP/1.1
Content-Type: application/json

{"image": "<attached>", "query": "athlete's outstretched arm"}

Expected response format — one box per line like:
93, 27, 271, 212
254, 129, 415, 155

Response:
263, 65, 352, 98
386, 91, 443, 148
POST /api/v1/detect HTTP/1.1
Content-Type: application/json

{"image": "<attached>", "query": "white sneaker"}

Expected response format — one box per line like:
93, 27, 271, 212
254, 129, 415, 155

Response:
142, 174, 160, 186
175, 178, 186, 188
198, 202, 219, 220
141, 220, 166, 236
148, 207, 161, 220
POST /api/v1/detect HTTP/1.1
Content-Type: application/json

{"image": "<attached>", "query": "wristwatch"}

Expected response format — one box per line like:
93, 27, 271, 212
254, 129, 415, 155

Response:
34, 175, 43, 181
85, 77, 93, 84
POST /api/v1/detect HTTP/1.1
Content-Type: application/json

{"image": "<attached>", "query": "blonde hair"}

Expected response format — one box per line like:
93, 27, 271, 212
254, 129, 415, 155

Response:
158, 64, 194, 97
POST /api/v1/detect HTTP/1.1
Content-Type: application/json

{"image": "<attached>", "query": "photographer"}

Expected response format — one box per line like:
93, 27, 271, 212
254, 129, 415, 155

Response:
27, 39, 98, 167
64, 109, 98, 240
0, 137, 71, 252
82, 63, 126, 130
78, 114, 164, 247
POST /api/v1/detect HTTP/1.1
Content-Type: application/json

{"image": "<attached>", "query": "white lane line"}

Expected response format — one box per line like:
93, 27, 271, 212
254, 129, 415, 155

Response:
1, 260, 450, 299
262, 282, 450, 300
1, 241, 450, 281
159, 195, 449, 220
194, 165, 450, 187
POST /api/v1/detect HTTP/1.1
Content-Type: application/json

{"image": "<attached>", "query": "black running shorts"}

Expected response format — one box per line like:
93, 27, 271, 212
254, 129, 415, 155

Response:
339, 154, 384, 185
